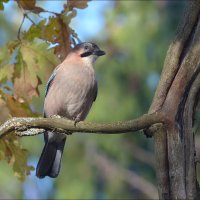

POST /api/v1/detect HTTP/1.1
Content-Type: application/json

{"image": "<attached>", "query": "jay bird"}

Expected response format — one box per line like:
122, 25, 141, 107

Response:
36, 42, 105, 178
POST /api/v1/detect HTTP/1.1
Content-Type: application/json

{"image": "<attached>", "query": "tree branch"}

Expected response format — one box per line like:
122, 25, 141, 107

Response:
175, 67, 200, 198
0, 112, 164, 139
153, 124, 170, 199
149, 0, 200, 114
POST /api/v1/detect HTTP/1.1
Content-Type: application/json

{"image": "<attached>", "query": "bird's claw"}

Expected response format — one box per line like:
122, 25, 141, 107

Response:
73, 117, 80, 127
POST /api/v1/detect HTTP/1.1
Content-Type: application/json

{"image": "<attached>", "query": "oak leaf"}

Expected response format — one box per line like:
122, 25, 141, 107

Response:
0, 64, 14, 84
16, 0, 44, 13
0, 135, 34, 181
13, 41, 59, 102
64, 0, 89, 11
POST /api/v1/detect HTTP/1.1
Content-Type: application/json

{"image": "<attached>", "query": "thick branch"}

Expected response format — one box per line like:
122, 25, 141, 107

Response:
176, 68, 200, 199
147, 2, 200, 199
0, 112, 164, 138
154, 125, 170, 199
149, 0, 200, 113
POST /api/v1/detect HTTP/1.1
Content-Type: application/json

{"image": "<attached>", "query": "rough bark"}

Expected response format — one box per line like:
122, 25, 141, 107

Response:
148, 1, 200, 199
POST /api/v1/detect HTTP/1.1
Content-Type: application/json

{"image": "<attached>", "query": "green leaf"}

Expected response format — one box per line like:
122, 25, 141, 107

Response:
0, 46, 12, 67
62, 9, 77, 24
23, 16, 71, 61
0, 64, 14, 83
0, 138, 6, 160
23, 19, 46, 41
42, 17, 61, 42
0, 0, 9, 11
0, 41, 20, 85
0, 3, 3, 10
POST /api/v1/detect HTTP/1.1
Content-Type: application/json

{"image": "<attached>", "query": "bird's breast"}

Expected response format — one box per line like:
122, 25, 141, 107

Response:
44, 64, 97, 120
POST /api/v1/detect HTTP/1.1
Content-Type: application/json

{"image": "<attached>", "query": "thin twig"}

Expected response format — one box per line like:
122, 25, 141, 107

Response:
17, 14, 26, 40
24, 12, 37, 26
17, 12, 37, 41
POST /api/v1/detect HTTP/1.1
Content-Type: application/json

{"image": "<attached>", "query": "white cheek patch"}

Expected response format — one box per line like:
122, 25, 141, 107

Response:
82, 55, 98, 65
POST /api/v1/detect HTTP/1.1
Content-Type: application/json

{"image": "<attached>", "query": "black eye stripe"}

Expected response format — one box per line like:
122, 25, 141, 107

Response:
81, 51, 92, 57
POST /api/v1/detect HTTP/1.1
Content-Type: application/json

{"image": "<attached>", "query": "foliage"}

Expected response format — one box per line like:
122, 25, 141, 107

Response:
0, 134, 34, 181
0, 0, 88, 181
0, 0, 186, 199
0, 0, 8, 10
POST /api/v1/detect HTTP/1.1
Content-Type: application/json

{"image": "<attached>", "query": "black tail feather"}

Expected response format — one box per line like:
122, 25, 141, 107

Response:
36, 134, 66, 178
49, 138, 66, 178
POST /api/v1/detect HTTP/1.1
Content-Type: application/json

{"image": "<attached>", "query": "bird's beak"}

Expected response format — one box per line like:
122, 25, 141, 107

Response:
94, 50, 106, 56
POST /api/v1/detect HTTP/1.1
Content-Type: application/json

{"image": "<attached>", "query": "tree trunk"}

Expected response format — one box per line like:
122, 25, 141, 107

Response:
148, 1, 200, 199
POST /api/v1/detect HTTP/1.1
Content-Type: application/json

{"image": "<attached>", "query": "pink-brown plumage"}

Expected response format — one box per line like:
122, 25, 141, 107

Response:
44, 55, 97, 121
36, 42, 105, 178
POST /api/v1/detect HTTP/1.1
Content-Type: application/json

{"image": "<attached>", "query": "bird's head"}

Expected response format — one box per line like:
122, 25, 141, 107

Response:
72, 42, 105, 64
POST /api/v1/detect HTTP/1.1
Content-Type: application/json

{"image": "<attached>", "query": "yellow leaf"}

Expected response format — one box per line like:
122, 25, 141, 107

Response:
6, 94, 33, 117
1, 135, 34, 181
13, 41, 59, 101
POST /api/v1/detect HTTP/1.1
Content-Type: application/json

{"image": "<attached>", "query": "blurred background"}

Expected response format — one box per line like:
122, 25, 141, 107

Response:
0, 1, 186, 199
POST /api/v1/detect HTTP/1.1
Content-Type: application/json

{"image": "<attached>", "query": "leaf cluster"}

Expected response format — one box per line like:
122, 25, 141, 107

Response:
0, 0, 89, 180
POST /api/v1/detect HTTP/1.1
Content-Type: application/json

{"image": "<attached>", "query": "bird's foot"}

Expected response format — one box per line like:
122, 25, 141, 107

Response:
73, 117, 81, 127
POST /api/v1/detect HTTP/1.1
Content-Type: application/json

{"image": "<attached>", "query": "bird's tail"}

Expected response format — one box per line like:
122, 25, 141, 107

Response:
36, 133, 66, 178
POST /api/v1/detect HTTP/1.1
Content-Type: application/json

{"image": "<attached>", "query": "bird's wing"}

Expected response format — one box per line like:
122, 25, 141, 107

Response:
44, 65, 61, 118
93, 80, 98, 102
45, 65, 61, 97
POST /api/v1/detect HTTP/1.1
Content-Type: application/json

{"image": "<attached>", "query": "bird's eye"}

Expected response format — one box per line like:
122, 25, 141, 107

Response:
84, 46, 89, 50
